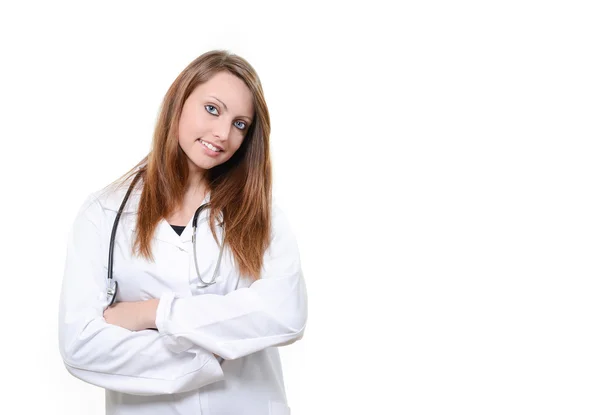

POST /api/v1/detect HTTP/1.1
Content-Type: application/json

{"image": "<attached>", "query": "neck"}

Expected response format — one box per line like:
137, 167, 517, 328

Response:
187, 172, 206, 189
184, 169, 209, 207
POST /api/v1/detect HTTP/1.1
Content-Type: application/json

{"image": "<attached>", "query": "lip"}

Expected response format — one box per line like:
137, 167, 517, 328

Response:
197, 138, 224, 151
197, 139, 223, 157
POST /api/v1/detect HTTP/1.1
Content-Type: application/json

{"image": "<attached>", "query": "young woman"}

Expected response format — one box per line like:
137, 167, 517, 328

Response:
58, 50, 307, 415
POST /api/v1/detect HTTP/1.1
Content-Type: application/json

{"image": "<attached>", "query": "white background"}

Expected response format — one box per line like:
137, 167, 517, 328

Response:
1, 1, 599, 414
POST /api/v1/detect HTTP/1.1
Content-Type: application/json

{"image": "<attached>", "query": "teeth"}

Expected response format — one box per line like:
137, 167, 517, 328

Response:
200, 140, 221, 152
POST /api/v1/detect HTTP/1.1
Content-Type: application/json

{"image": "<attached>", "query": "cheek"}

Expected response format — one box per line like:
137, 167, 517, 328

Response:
177, 115, 191, 143
179, 108, 208, 139
230, 136, 246, 153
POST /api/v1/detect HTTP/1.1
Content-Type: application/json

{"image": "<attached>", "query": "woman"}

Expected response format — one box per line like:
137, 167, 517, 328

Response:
58, 50, 307, 415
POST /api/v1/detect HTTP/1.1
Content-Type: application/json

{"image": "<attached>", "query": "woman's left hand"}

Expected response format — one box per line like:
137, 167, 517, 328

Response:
103, 299, 159, 331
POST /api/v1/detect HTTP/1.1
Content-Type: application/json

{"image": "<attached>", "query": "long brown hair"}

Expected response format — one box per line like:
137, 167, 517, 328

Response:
105, 50, 272, 281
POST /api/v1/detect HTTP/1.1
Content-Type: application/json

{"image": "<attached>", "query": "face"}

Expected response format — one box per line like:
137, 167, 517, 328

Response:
178, 71, 255, 175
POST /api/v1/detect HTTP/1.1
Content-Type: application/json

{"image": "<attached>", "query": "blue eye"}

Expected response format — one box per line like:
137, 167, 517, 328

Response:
206, 104, 247, 131
205, 105, 218, 115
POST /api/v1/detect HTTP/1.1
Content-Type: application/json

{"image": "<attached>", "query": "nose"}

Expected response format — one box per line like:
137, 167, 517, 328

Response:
212, 118, 232, 142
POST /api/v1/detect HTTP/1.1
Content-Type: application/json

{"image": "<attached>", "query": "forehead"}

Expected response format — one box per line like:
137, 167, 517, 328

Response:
192, 71, 254, 114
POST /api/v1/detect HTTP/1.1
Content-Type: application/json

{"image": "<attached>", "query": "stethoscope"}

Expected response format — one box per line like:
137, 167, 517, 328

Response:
106, 168, 225, 306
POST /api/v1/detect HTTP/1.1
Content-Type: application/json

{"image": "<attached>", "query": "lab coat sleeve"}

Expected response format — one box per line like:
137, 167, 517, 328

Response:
155, 205, 308, 360
58, 193, 224, 396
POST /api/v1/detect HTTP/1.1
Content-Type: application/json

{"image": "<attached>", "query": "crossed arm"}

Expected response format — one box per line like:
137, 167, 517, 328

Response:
102, 300, 225, 358
103, 299, 159, 332
59, 195, 307, 395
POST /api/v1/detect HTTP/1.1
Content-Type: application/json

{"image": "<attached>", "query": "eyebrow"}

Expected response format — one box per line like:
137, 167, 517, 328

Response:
208, 95, 253, 122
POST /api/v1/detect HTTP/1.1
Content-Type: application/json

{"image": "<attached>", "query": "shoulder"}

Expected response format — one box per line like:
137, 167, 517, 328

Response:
263, 201, 302, 269
271, 201, 285, 222
269, 200, 299, 246
74, 175, 142, 226
81, 175, 143, 216
270, 199, 288, 230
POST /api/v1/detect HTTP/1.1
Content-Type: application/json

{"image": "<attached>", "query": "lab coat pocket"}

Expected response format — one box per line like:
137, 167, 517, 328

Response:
269, 401, 291, 415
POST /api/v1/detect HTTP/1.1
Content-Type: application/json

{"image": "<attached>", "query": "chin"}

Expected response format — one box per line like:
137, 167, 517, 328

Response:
193, 156, 229, 171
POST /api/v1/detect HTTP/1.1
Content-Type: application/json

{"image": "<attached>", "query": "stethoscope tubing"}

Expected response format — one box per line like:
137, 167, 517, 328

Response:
107, 169, 144, 305
106, 168, 225, 304
192, 203, 224, 288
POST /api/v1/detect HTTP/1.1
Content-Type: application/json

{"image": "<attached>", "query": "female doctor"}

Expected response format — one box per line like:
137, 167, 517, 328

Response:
58, 50, 307, 415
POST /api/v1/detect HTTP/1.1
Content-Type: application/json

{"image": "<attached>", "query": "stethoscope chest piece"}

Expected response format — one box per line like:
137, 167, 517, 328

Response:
107, 279, 118, 306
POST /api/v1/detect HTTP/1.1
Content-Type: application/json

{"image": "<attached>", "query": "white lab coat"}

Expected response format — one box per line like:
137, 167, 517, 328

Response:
58, 177, 307, 415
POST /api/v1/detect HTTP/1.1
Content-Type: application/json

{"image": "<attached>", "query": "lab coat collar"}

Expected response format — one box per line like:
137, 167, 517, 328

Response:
153, 194, 223, 247
99, 183, 221, 246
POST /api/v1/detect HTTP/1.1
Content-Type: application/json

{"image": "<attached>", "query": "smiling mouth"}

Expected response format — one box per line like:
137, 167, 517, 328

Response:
197, 139, 223, 152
